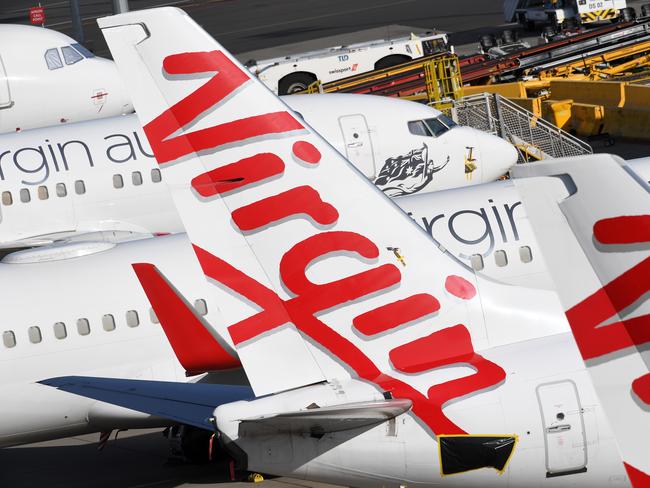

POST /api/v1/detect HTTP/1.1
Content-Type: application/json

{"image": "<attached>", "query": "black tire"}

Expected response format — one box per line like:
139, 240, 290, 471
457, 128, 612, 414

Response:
502, 29, 516, 43
620, 7, 636, 22
641, 4, 650, 17
480, 34, 497, 51
278, 72, 317, 95
516, 12, 526, 25
542, 25, 556, 37
374, 54, 411, 71
563, 17, 579, 29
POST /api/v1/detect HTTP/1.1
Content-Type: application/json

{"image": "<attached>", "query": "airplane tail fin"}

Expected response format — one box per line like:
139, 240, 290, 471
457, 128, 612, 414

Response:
513, 155, 650, 483
98, 8, 512, 439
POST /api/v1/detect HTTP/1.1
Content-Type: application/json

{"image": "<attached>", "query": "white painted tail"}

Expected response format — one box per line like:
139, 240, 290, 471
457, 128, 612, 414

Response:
98, 8, 534, 440
513, 155, 650, 484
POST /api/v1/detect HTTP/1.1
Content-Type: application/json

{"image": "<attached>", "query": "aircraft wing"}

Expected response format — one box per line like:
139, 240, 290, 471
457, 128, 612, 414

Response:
237, 398, 412, 436
40, 376, 254, 431
512, 155, 650, 485
96, 5, 498, 425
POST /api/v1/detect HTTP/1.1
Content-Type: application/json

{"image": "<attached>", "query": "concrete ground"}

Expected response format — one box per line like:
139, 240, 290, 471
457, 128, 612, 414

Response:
0, 429, 343, 488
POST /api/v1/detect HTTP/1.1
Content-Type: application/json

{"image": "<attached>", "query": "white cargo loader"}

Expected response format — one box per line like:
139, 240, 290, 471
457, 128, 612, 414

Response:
505, 0, 628, 28
246, 32, 449, 94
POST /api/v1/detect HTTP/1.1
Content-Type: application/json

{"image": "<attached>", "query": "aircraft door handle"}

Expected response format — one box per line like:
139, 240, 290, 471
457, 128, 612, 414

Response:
347, 142, 363, 148
546, 424, 571, 433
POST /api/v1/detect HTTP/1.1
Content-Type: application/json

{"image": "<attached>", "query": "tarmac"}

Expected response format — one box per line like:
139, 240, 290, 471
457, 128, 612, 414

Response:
0, 429, 343, 488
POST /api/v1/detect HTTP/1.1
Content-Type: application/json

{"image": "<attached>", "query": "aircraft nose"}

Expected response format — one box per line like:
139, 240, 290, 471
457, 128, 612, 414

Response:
474, 129, 518, 182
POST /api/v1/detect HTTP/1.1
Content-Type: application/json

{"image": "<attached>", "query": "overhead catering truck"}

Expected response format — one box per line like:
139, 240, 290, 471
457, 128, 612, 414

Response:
245, 32, 450, 95
505, 0, 629, 29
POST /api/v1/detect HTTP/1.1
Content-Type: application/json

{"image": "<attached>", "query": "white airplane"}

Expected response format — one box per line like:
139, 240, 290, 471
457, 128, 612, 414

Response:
0, 93, 516, 247
513, 158, 650, 485
0, 24, 133, 134
34, 7, 644, 486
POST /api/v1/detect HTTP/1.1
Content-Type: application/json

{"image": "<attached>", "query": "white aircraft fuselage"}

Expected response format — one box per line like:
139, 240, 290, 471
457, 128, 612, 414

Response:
0, 24, 133, 134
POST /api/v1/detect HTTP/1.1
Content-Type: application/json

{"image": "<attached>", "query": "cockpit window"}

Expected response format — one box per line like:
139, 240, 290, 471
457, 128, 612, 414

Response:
61, 46, 83, 65
437, 113, 458, 129
409, 116, 457, 138
407, 120, 430, 137
423, 117, 449, 137
44, 48, 63, 70
71, 43, 95, 58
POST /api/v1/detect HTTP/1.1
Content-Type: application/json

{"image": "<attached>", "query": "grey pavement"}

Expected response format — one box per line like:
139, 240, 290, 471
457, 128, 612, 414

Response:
0, 429, 343, 488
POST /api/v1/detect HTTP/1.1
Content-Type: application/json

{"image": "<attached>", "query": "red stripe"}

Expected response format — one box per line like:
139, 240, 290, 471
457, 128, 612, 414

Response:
565, 257, 650, 359
353, 294, 440, 336
231, 185, 339, 232
191, 153, 284, 197
593, 215, 650, 244
632, 373, 650, 405
623, 462, 650, 488
390, 325, 475, 373
143, 51, 303, 164
131, 263, 240, 374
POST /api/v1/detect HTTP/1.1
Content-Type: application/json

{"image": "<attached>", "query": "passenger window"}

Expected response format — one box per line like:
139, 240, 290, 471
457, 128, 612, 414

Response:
113, 174, 124, 189
519, 246, 533, 263
44, 48, 63, 70
102, 314, 116, 332
20, 188, 31, 203
132, 171, 143, 186
194, 299, 208, 316
56, 183, 67, 197
77, 318, 90, 336
71, 43, 95, 58
151, 168, 162, 183
3, 330, 16, 348
495, 250, 508, 267
149, 308, 159, 324
126, 310, 139, 328
407, 120, 430, 137
28, 326, 42, 344
61, 45, 83, 65
2, 191, 12, 206
53, 322, 67, 340
37, 186, 49, 200
74, 180, 86, 195
470, 254, 484, 271
423, 117, 449, 137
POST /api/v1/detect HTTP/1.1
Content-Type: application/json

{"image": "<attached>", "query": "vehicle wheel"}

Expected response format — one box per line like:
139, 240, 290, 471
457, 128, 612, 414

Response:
620, 7, 636, 22
374, 54, 411, 71
641, 4, 650, 17
480, 34, 497, 51
542, 25, 556, 37
516, 12, 526, 26
501, 29, 516, 44
278, 72, 317, 95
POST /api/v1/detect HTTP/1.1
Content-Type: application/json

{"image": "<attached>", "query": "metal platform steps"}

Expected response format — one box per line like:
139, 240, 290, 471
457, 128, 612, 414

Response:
451, 93, 593, 163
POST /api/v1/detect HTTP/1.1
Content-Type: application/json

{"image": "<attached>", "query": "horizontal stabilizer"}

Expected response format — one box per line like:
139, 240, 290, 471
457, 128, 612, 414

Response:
40, 376, 254, 431
238, 398, 412, 436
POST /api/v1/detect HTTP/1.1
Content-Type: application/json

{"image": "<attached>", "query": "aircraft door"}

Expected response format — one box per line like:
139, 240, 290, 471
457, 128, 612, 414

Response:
536, 380, 587, 478
0, 55, 13, 109
338, 114, 376, 178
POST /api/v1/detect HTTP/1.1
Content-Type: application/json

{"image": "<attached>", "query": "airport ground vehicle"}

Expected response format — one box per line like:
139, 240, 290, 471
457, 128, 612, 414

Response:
505, 0, 629, 28
246, 31, 449, 94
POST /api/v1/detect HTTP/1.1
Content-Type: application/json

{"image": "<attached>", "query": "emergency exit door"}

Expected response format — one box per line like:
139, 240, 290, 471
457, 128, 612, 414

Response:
0, 55, 13, 108
338, 114, 376, 178
536, 380, 587, 477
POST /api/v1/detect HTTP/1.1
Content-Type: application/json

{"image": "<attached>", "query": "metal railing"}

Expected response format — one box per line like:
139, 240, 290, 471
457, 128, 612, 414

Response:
451, 93, 593, 163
